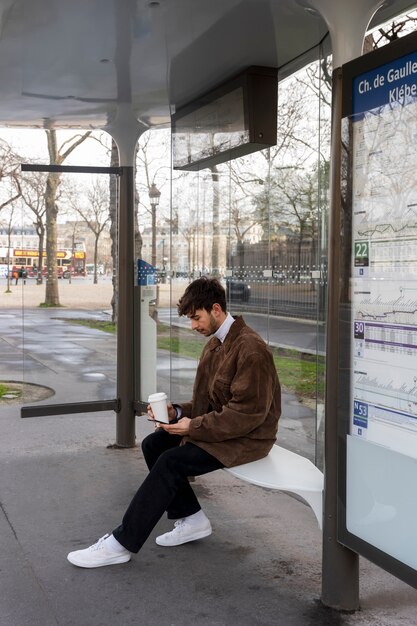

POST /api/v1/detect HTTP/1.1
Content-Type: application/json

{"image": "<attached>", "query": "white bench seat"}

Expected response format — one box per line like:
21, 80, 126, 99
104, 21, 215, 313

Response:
225, 445, 324, 529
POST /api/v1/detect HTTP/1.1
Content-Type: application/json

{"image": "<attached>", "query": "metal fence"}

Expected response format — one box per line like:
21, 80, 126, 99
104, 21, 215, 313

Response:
226, 265, 327, 321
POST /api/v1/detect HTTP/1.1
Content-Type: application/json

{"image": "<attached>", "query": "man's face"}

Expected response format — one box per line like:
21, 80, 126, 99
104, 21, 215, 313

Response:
188, 308, 219, 337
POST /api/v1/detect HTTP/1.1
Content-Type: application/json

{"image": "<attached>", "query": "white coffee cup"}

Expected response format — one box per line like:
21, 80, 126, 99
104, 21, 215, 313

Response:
148, 392, 169, 423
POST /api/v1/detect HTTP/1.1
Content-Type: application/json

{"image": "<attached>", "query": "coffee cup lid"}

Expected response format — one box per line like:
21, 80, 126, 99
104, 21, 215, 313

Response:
148, 392, 167, 402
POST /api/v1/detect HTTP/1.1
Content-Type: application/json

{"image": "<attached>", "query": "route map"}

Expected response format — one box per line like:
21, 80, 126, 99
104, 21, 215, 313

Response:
350, 49, 417, 458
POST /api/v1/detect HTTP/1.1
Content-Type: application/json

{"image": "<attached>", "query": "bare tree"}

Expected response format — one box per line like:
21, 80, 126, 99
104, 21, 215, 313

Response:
74, 178, 110, 284
107, 138, 143, 323
136, 130, 170, 270
0, 139, 22, 213
230, 199, 258, 267
20, 170, 48, 284
363, 13, 417, 52
0, 140, 22, 291
43, 129, 92, 306
3, 205, 16, 293
279, 169, 319, 274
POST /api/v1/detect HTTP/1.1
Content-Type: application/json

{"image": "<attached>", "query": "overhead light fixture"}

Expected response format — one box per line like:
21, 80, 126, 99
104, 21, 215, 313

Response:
304, 6, 318, 15
295, 0, 319, 16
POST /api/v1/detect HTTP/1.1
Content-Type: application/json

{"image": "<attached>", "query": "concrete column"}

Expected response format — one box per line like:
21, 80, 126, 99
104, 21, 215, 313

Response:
306, 0, 386, 67
107, 108, 145, 447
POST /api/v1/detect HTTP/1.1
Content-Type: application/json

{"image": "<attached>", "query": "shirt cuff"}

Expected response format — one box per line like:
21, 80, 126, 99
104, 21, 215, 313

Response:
173, 404, 182, 421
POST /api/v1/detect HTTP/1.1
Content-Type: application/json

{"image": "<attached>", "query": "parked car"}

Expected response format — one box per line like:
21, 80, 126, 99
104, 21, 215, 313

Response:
225, 278, 251, 303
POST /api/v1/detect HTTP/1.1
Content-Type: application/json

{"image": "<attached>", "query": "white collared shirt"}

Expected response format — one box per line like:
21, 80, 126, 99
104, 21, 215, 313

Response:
213, 312, 235, 343
174, 312, 235, 420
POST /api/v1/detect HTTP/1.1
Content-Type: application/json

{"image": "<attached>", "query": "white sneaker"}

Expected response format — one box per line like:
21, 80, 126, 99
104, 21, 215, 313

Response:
156, 516, 212, 547
67, 534, 131, 568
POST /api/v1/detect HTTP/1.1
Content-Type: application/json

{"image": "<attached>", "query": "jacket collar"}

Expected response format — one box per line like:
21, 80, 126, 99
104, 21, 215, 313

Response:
207, 316, 246, 352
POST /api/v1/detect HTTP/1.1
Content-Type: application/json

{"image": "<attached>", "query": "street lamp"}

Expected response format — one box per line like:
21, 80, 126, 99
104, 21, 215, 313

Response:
149, 183, 161, 269
160, 237, 168, 283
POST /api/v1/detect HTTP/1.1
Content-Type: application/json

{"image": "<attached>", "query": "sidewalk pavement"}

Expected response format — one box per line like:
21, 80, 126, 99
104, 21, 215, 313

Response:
0, 277, 181, 311
1, 308, 417, 625
2, 404, 417, 626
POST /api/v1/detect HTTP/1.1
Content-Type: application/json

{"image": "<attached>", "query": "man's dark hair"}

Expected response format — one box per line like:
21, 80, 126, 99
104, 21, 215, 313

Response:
177, 277, 227, 316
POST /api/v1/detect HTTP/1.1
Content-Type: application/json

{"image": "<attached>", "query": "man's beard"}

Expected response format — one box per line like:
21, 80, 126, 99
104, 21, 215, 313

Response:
208, 313, 218, 335
196, 313, 220, 336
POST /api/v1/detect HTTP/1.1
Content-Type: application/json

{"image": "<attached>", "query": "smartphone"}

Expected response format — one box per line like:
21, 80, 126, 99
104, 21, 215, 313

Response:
147, 417, 169, 424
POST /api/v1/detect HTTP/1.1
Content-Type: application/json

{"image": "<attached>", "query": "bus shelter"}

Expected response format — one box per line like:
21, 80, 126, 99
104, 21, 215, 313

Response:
0, 0, 416, 612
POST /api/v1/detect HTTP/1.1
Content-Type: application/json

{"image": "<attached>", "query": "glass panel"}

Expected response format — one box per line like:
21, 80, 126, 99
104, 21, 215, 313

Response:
134, 62, 332, 468
0, 130, 117, 408
316, 43, 332, 469
137, 56, 331, 468
169, 168, 219, 403
136, 129, 171, 403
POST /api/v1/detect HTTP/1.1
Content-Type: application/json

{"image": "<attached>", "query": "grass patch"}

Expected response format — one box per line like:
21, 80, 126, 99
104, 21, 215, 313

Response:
272, 348, 324, 398
0, 382, 21, 399
57, 318, 116, 333
157, 334, 206, 360
158, 324, 324, 399
58, 318, 323, 399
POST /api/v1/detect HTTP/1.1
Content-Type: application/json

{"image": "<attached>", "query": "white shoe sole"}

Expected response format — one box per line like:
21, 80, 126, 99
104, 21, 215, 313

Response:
67, 552, 131, 568
155, 527, 212, 547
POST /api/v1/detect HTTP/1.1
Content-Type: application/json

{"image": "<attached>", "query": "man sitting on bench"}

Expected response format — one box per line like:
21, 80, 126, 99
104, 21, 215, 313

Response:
67, 276, 281, 568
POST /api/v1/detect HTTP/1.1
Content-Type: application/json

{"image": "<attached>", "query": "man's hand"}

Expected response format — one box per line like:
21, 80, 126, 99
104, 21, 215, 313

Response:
147, 402, 177, 422
160, 417, 191, 435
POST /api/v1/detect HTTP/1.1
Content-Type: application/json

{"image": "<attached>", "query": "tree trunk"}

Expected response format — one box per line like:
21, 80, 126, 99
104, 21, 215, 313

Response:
187, 237, 191, 274
237, 238, 245, 269
109, 140, 119, 323
93, 235, 99, 284
297, 234, 303, 281
43, 128, 91, 306
210, 165, 220, 276
44, 170, 60, 305
6, 213, 13, 293
37, 222, 45, 285
133, 144, 142, 261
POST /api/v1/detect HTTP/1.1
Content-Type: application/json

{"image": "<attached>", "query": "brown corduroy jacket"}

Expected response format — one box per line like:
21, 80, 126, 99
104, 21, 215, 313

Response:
180, 316, 281, 468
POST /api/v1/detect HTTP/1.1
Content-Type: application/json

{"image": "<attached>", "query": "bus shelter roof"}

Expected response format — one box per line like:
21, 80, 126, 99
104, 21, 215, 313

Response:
0, 0, 413, 132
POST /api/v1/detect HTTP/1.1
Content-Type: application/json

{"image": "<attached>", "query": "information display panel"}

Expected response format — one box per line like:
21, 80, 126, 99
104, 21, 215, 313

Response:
171, 66, 277, 171
339, 31, 417, 588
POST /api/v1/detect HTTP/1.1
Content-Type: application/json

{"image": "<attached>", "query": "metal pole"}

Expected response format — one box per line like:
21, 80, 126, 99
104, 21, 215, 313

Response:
69, 231, 74, 285
116, 165, 136, 447
321, 67, 359, 610
151, 202, 157, 268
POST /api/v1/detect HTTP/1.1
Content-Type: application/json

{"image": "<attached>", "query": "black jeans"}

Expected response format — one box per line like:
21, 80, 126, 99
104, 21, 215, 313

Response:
112, 429, 224, 553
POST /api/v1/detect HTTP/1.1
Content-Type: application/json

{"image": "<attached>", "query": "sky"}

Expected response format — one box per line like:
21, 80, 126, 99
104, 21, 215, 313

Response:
0, 128, 116, 225
0, 128, 111, 166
